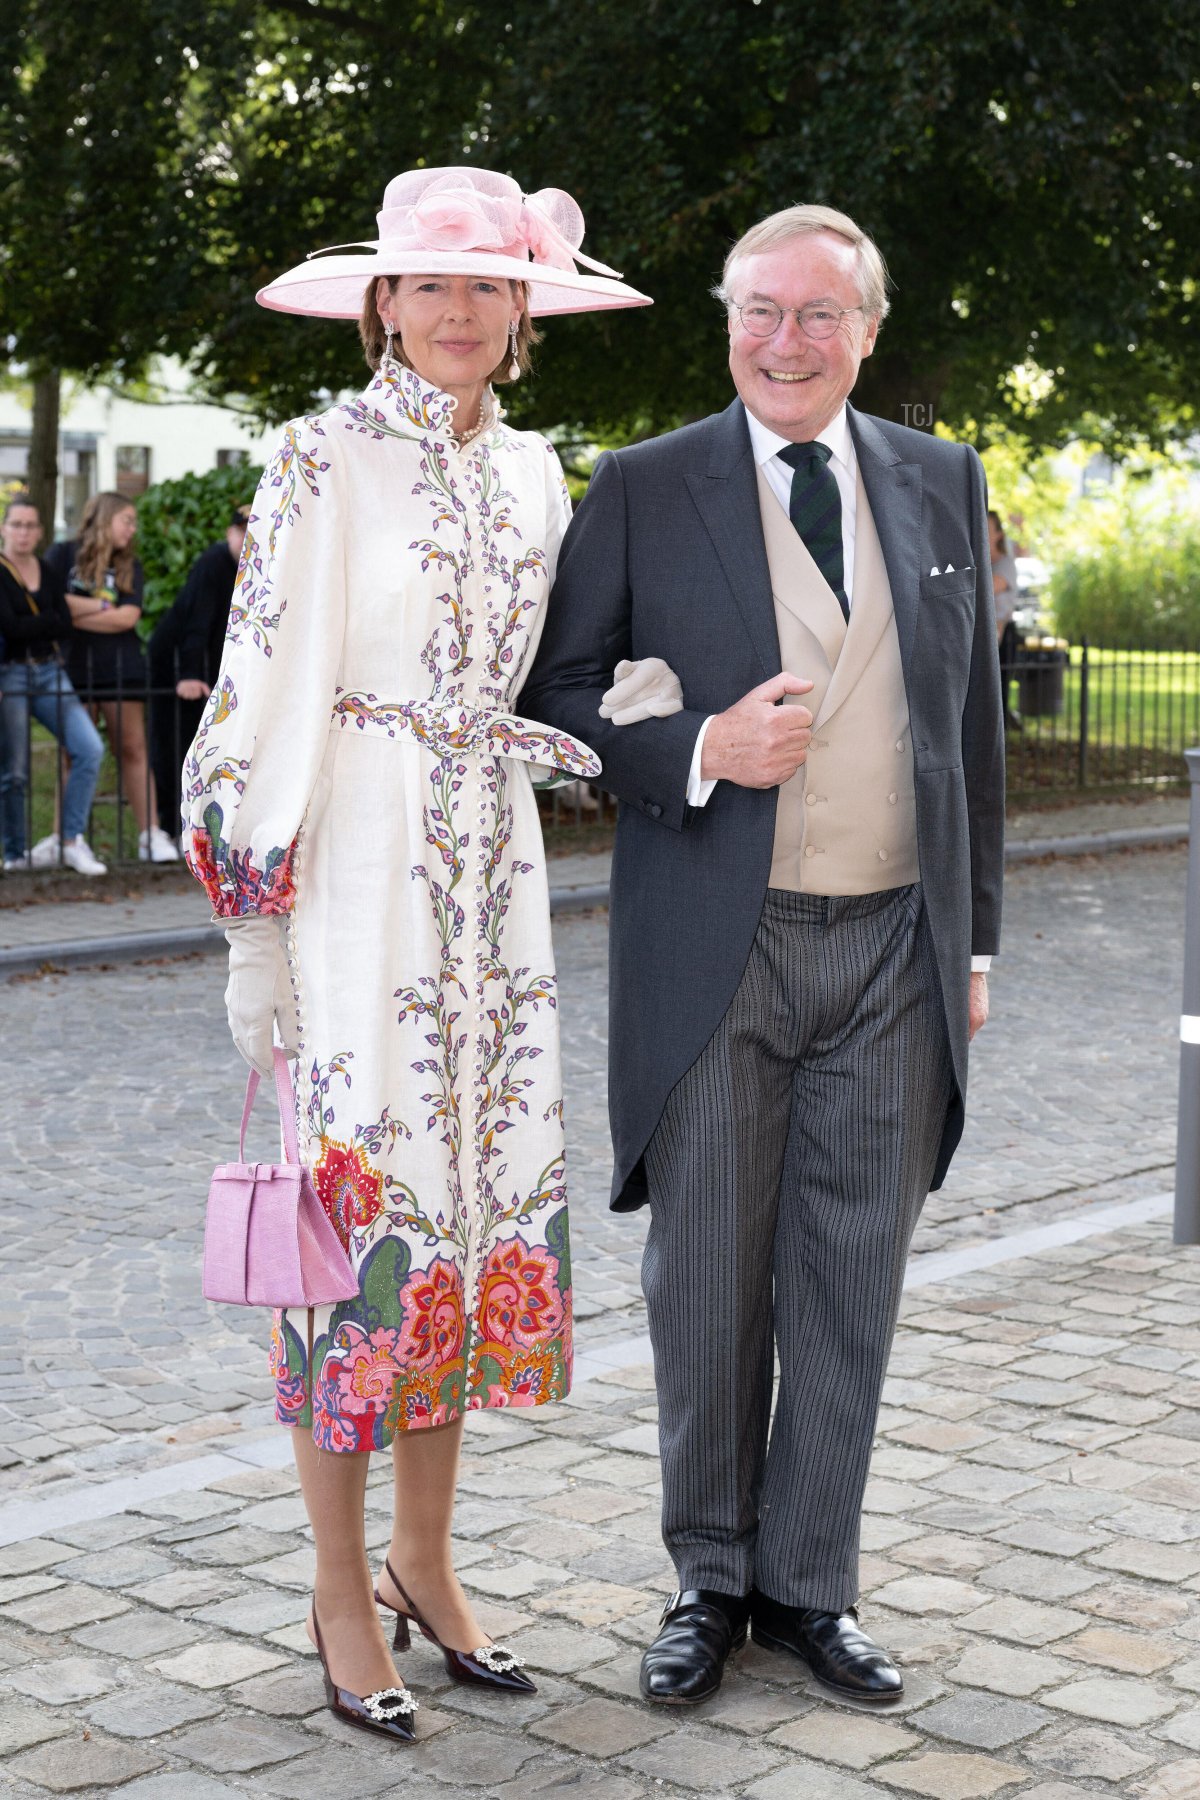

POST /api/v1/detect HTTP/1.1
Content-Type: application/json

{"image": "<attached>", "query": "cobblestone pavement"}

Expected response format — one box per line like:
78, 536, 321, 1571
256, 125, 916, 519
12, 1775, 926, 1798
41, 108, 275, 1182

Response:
0, 846, 1196, 1797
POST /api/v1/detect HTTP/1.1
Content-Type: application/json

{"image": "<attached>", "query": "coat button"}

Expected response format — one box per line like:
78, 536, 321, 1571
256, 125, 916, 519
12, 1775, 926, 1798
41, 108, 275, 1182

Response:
645, 800, 662, 819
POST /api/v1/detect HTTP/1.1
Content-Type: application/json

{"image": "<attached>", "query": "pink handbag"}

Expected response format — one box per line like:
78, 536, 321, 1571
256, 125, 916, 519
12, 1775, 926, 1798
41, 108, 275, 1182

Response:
203, 1049, 360, 1308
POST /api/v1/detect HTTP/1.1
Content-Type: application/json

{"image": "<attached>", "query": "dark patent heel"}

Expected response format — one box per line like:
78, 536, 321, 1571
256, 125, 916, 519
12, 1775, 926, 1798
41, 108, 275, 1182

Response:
309, 1603, 418, 1742
375, 1555, 536, 1693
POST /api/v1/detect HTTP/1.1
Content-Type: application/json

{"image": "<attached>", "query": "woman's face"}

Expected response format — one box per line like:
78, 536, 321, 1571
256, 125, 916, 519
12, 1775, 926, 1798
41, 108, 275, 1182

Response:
988, 514, 1002, 554
383, 275, 522, 403
2, 505, 41, 559
108, 505, 138, 549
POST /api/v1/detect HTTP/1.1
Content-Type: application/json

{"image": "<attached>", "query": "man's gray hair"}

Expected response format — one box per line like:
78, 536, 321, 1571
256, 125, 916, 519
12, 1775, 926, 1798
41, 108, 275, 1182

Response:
714, 204, 891, 323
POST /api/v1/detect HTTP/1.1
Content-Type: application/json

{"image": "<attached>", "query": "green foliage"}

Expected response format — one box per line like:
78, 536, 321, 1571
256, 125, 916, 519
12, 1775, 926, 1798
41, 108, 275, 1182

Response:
1050, 469, 1200, 649
3, 0, 1199, 455
0, 1, 245, 384
136, 462, 261, 636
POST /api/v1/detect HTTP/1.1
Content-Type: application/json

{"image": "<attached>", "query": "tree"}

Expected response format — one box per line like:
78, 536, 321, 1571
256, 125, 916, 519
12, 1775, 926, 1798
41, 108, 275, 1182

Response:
5, 2, 1197, 463
479, 0, 1199, 450
0, 0, 246, 526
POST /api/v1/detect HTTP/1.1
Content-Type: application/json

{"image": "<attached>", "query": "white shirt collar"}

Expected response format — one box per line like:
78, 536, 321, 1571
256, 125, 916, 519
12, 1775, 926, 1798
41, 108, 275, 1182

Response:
742, 402, 854, 473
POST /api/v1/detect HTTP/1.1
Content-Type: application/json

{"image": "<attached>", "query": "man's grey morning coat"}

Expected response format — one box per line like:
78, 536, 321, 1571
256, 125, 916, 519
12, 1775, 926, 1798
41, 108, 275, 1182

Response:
520, 400, 1005, 1210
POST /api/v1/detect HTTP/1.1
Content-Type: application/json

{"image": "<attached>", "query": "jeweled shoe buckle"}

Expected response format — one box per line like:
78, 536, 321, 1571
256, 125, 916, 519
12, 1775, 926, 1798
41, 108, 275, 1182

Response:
474, 1644, 523, 1673
362, 1685, 419, 1721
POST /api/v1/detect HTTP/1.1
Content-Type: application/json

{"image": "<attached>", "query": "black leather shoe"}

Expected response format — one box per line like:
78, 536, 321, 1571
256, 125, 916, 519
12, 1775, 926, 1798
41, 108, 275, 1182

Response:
750, 1589, 903, 1702
639, 1589, 749, 1705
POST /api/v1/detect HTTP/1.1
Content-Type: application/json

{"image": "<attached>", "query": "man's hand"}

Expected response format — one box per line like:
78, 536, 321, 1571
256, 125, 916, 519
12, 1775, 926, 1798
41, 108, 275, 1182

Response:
968, 971, 989, 1041
177, 679, 212, 701
700, 673, 815, 789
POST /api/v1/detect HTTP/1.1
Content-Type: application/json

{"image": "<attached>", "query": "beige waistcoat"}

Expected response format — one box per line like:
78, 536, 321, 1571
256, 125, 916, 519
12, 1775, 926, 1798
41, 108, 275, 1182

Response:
760, 464, 920, 895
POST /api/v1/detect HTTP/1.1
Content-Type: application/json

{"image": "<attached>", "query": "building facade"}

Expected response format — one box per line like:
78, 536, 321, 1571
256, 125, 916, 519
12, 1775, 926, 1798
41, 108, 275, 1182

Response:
0, 361, 276, 532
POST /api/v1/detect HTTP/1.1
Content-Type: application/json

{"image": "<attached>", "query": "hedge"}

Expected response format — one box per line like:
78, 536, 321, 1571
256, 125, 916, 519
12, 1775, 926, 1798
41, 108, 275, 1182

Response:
135, 462, 263, 638
1052, 493, 1200, 651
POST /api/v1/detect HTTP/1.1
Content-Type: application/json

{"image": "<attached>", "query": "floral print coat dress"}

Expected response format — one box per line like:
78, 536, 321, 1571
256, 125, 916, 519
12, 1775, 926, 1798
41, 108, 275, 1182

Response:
184, 364, 598, 1451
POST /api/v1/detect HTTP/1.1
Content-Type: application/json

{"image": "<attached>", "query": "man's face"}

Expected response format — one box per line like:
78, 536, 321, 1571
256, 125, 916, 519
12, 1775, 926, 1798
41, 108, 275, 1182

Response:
726, 234, 878, 440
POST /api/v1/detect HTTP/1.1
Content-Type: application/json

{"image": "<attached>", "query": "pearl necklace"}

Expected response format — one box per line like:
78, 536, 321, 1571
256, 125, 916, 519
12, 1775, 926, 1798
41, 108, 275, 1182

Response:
454, 398, 489, 450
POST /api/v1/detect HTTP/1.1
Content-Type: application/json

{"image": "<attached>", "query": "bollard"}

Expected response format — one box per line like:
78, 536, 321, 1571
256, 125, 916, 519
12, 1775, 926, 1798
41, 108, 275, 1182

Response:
1174, 747, 1200, 1244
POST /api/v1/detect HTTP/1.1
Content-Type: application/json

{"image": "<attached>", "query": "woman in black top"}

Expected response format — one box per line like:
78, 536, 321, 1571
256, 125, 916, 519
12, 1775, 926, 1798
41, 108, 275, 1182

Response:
0, 496, 106, 874
147, 502, 248, 833
45, 491, 178, 862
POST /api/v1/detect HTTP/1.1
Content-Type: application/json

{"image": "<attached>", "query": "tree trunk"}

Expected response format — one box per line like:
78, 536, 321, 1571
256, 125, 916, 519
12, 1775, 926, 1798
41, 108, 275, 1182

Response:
26, 370, 61, 538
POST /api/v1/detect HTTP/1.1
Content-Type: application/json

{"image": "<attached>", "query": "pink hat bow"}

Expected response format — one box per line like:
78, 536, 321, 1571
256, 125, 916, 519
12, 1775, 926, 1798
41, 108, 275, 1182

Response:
379, 182, 622, 280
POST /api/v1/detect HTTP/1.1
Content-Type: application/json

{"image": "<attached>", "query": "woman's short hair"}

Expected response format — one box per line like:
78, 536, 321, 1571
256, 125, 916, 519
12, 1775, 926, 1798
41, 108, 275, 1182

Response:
715, 204, 891, 324
358, 277, 541, 384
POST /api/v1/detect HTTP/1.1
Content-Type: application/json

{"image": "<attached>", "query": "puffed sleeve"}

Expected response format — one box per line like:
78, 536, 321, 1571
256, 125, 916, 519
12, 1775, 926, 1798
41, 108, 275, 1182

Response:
182, 415, 345, 916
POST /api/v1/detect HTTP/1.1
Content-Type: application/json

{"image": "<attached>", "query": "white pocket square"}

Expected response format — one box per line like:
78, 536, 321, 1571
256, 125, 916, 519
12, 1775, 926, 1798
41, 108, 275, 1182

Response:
929, 562, 973, 577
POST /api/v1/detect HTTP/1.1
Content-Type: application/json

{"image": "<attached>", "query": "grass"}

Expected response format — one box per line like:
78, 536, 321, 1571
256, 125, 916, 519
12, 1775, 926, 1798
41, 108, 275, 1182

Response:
1005, 645, 1200, 794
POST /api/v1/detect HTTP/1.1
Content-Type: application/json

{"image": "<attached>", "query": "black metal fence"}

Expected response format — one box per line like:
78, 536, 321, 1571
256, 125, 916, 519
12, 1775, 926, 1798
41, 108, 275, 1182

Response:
1002, 638, 1200, 793
3, 638, 1195, 873
0, 649, 198, 872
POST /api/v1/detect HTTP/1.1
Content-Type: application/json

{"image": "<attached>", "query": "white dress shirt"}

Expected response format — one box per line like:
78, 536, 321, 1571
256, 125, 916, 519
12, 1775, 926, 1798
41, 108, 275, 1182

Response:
683, 400, 992, 972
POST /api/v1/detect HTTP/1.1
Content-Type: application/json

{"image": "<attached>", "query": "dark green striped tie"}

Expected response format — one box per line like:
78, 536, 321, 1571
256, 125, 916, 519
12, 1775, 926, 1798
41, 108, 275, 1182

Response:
778, 441, 849, 622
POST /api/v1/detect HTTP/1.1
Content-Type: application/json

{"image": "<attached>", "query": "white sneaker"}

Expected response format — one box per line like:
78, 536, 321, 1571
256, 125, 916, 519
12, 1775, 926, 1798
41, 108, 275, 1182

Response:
3, 853, 32, 871
62, 836, 108, 877
30, 833, 60, 868
138, 826, 180, 863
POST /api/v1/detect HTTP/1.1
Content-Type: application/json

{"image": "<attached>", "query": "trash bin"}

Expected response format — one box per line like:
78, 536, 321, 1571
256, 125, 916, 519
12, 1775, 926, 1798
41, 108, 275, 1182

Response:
1016, 636, 1068, 717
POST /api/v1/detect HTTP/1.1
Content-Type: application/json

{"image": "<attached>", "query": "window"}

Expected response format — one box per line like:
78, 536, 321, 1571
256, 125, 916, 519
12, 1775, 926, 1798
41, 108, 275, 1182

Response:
216, 448, 250, 469
115, 445, 151, 498
0, 440, 29, 478
61, 446, 97, 532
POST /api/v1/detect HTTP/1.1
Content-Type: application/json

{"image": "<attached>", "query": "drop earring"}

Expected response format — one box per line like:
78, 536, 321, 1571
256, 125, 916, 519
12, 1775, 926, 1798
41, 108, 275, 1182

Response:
507, 322, 520, 381
382, 320, 398, 377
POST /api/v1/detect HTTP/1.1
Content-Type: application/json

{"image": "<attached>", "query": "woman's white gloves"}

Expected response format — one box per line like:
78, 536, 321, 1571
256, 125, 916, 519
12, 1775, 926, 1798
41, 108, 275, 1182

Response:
599, 657, 683, 725
224, 915, 301, 1077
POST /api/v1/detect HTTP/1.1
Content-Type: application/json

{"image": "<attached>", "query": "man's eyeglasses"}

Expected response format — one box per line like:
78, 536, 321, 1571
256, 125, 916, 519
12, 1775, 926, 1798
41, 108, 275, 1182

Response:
730, 299, 863, 340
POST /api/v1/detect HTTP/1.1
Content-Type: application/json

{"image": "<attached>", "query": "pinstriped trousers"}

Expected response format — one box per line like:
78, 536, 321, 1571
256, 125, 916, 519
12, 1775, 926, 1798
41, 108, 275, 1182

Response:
642, 884, 954, 1613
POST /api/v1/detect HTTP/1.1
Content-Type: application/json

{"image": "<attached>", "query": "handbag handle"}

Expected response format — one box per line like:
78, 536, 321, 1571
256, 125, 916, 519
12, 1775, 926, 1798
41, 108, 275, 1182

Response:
238, 1048, 302, 1164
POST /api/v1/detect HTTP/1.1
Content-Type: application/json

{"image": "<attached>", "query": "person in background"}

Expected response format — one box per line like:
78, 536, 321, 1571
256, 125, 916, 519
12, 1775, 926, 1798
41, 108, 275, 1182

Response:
148, 503, 250, 835
0, 496, 106, 875
44, 492, 179, 864
989, 509, 1021, 731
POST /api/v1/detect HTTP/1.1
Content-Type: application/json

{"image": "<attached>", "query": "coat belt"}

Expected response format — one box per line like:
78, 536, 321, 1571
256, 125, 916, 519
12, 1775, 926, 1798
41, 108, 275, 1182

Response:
332, 690, 601, 780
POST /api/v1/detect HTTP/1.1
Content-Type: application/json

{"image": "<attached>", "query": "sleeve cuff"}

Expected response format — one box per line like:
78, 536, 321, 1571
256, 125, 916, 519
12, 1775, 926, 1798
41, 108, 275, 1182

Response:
970, 955, 993, 973
686, 716, 719, 808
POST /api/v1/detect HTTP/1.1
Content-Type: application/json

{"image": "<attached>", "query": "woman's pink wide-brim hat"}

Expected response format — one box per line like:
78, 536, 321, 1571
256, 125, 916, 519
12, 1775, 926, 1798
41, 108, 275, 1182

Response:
257, 166, 653, 319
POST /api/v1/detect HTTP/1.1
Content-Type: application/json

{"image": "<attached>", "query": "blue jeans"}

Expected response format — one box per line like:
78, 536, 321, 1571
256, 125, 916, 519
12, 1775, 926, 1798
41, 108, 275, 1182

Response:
0, 660, 105, 856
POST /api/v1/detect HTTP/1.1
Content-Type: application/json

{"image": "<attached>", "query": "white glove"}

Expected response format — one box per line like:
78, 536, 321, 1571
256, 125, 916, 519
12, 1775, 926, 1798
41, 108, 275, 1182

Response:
224, 915, 301, 1077
599, 657, 684, 725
